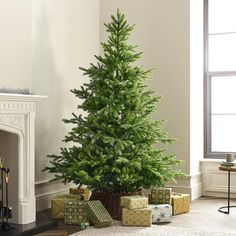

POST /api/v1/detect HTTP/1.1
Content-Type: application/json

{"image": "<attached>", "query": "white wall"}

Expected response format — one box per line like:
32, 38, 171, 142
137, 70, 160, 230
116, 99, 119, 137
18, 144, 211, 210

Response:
32, 0, 100, 209
190, 0, 204, 174
0, 0, 100, 211
100, 0, 190, 173
188, 0, 204, 199
0, 0, 32, 89
0, 0, 205, 209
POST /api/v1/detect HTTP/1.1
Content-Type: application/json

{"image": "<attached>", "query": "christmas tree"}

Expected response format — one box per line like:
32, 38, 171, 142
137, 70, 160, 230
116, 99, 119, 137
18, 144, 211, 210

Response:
44, 10, 184, 193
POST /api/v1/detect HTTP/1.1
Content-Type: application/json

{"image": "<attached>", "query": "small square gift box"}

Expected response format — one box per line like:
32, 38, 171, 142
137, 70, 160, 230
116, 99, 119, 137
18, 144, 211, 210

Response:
150, 187, 172, 205
121, 208, 152, 227
86, 200, 113, 228
171, 192, 190, 215
64, 200, 88, 225
51, 194, 82, 220
79, 222, 89, 230
69, 187, 90, 201
120, 195, 148, 209
149, 204, 172, 223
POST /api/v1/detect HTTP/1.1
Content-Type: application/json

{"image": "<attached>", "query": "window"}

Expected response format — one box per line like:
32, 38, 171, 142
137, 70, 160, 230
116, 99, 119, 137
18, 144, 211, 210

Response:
204, 0, 236, 158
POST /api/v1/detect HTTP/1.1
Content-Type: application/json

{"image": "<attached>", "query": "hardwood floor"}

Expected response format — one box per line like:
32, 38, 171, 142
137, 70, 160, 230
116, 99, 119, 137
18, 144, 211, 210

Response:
37, 197, 236, 235
34, 209, 81, 235
170, 197, 236, 233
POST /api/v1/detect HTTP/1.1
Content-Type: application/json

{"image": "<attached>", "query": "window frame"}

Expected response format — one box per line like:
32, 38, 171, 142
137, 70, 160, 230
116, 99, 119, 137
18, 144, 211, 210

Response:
204, 0, 236, 158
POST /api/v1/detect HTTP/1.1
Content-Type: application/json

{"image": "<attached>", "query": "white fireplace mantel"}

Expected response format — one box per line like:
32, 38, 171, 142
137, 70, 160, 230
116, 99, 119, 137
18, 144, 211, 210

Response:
0, 93, 46, 224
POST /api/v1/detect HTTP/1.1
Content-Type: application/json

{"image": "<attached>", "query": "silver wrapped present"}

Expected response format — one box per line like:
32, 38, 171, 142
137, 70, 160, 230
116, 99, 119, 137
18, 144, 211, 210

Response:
149, 204, 172, 223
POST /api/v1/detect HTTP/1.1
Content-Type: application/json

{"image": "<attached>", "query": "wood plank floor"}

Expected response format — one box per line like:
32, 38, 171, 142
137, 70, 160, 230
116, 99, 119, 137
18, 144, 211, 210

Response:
37, 197, 236, 235
171, 197, 236, 233
35, 209, 81, 235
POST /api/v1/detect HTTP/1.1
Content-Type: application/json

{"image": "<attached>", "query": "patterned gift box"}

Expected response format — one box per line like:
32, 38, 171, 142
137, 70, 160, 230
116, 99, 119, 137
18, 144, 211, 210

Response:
171, 192, 190, 215
86, 200, 113, 228
79, 222, 89, 230
122, 207, 152, 227
51, 194, 82, 220
148, 193, 152, 204
150, 187, 171, 204
149, 204, 172, 223
64, 200, 88, 225
69, 187, 90, 201
120, 195, 148, 209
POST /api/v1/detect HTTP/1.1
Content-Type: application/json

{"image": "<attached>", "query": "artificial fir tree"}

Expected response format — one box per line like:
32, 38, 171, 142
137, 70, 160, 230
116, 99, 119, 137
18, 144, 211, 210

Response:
44, 10, 184, 194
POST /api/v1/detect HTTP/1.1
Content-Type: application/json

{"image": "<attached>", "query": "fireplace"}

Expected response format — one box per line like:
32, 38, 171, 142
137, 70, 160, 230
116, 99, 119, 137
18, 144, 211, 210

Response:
0, 93, 45, 225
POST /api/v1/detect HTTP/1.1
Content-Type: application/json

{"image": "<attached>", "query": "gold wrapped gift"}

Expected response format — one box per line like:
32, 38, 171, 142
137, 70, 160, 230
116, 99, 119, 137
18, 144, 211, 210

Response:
120, 196, 148, 209
51, 194, 82, 220
122, 208, 151, 227
69, 187, 90, 201
171, 192, 190, 215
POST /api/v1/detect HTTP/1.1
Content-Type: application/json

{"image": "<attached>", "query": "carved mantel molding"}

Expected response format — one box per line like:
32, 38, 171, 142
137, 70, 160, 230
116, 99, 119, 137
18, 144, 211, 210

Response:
0, 114, 25, 132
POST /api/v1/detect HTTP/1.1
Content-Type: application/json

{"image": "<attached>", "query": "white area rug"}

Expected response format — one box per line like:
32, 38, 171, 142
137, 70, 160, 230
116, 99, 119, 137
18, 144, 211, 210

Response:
70, 222, 236, 236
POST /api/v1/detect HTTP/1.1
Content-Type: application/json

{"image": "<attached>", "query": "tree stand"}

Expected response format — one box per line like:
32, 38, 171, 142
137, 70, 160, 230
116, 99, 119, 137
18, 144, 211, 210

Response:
90, 190, 142, 220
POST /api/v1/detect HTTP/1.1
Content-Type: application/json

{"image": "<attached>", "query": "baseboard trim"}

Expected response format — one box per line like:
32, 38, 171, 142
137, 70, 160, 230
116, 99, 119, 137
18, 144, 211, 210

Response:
167, 172, 202, 201
36, 189, 68, 212
191, 182, 203, 200
35, 181, 75, 212
35, 173, 203, 211
203, 191, 236, 198
36, 188, 69, 199
35, 179, 52, 186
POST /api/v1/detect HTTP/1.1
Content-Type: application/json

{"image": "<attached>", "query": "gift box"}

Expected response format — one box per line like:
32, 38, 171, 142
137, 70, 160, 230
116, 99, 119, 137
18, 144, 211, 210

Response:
79, 222, 90, 230
171, 192, 190, 215
120, 195, 148, 209
69, 187, 90, 201
64, 200, 88, 225
150, 187, 171, 204
69, 187, 90, 195
148, 193, 152, 204
86, 200, 113, 228
149, 204, 172, 223
51, 194, 82, 220
122, 207, 152, 227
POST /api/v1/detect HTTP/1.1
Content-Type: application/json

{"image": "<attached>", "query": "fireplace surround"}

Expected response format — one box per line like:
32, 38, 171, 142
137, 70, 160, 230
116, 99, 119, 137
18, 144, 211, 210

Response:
0, 93, 45, 224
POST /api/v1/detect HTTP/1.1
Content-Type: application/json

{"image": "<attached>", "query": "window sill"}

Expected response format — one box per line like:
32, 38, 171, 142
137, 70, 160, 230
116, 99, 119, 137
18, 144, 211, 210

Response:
200, 159, 223, 163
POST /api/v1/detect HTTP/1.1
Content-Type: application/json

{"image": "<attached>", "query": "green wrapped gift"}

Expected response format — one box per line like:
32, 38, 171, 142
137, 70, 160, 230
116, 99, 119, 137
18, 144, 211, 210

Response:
80, 222, 89, 230
86, 200, 113, 228
64, 200, 88, 225
150, 187, 172, 204
51, 194, 82, 220
148, 193, 152, 204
